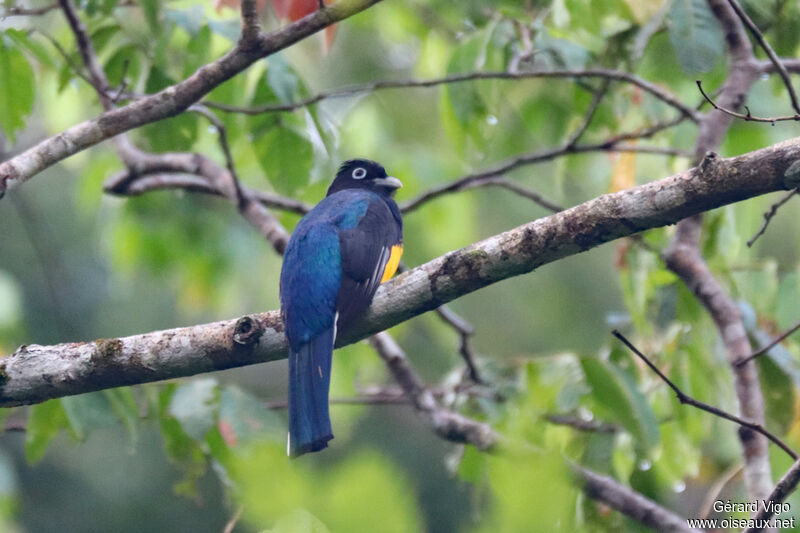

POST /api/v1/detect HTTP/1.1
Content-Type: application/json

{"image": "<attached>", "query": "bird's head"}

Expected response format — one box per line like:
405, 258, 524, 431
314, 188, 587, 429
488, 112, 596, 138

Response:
326, 159, 403, 197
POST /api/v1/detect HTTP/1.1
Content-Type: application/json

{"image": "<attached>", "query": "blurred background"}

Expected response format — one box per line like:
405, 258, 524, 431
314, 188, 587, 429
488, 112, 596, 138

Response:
2, 0, 800, 531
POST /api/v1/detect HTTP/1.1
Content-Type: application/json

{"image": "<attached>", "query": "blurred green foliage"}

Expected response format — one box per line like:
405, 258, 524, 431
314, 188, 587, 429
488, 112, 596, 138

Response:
1, 0, 800, 531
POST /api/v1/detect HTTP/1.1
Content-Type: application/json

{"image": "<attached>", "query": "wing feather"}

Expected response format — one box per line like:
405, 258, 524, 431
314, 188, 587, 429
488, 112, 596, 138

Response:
335, 199, 402, 333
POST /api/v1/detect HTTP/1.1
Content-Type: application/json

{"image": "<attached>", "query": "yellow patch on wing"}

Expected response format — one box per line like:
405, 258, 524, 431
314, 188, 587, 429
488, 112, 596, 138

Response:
381, 244, 403, 283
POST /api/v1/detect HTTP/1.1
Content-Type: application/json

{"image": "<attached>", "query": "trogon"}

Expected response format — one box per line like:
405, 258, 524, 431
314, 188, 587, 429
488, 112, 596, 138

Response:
280, 159, 403, 457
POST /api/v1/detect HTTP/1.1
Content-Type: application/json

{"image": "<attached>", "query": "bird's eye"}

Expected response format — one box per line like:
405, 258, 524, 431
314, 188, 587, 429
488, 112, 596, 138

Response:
352, 167, 367, 179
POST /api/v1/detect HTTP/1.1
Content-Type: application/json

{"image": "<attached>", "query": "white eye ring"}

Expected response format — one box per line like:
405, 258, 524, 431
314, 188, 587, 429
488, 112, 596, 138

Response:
352, 167, 367, 179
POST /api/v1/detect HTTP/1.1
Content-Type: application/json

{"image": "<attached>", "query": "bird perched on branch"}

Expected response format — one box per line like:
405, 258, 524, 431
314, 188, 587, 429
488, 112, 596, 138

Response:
280, 159, 403, 457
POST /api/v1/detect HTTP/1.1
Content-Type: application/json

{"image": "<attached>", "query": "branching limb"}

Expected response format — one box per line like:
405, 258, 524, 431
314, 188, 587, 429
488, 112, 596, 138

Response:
565, 79, 611, 148
402, 137, 691, 214
239, 0, 262, 46
434, 305, 485, 384
369, 332, 499, 450
105, 171, 311, 214
2, 2, 59, 17
665, 0, 773, 503
697, 80, 800, 123
0, 0, 386, 198
612, 330, 797, 460
58, 0, 112, 109
726, 0, 800, 115
104, 148, 290, 253
188, 105, 247, 210
204, 68, 700, 121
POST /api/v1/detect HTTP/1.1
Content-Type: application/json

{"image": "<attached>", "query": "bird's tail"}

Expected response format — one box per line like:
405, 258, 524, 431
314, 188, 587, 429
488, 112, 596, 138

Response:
288, 326, 334, 457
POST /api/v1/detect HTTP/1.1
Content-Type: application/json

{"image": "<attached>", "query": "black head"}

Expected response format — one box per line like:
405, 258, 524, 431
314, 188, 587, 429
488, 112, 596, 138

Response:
326, 159, 403, 197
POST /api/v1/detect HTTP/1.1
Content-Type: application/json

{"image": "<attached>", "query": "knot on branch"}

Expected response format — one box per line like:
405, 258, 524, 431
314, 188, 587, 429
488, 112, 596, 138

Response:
699, 151, 719, 174
233, 315, 262, 345
0, 166, 21, 199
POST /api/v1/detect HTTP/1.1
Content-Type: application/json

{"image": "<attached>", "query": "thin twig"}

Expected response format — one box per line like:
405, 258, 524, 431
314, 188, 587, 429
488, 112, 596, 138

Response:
33, 29, 95, 89
565, 79, 611, 148
435, 305, 485, 384
59, 0, 112, 108
612, 330, 798, 460
205, 69, 700, 121
545, 414, 618, 433
736, 317, 800, 367
1, 2, 58, 17
697, 80, 800, 123
105, 171, 312, 214
188, 105, 247, 209
402, 141, 691, 213
746, 188, 798, 247
743, 458, 800, 532
726, 0, 800, 115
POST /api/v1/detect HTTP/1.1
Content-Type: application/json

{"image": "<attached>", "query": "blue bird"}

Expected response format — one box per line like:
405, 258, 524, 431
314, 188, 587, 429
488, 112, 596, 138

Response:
280, 160, 403, 457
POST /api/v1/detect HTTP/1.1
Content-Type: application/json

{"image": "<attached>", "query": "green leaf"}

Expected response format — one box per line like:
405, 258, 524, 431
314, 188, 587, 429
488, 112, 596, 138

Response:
85, 0, 119, 16
137, 113, 199, 152
207, 19, 240, 42
25, 400, 68, 464
104, 388, 140, 445
443, 37, 487, 126
104, 44, 142, 88
667, 0, 724, 73
144, 66, 175, 94
61, 392, 118, 440
265, 509, 332, 533
267, 54, 299, 103
165, 6, 206, 36
0, 32, 35, 144
581, 356, 660, 454
253, 126, 313, 195
158, 385, 208, 497
219, 386, 284, 446
140, 0, 161, 35
0, 271, 22, 328
776, 271, 800, 330
757, 354, 795, 433
4, 29, 54, 68
183, 25, 212, 79
168, 378, 219, 440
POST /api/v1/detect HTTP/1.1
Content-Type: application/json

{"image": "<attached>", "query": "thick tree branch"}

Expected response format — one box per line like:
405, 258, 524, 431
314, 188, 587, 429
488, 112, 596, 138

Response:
1, 137, 799, 405
725, 0, 800, 115
0, 0, 385, 198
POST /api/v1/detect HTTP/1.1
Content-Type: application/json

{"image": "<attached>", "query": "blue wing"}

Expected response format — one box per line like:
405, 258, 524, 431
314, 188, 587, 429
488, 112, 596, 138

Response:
279, 192, 370, 456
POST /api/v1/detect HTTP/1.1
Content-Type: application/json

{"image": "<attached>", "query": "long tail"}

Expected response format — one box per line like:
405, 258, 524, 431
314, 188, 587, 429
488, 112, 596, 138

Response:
288, 326, 334, 457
